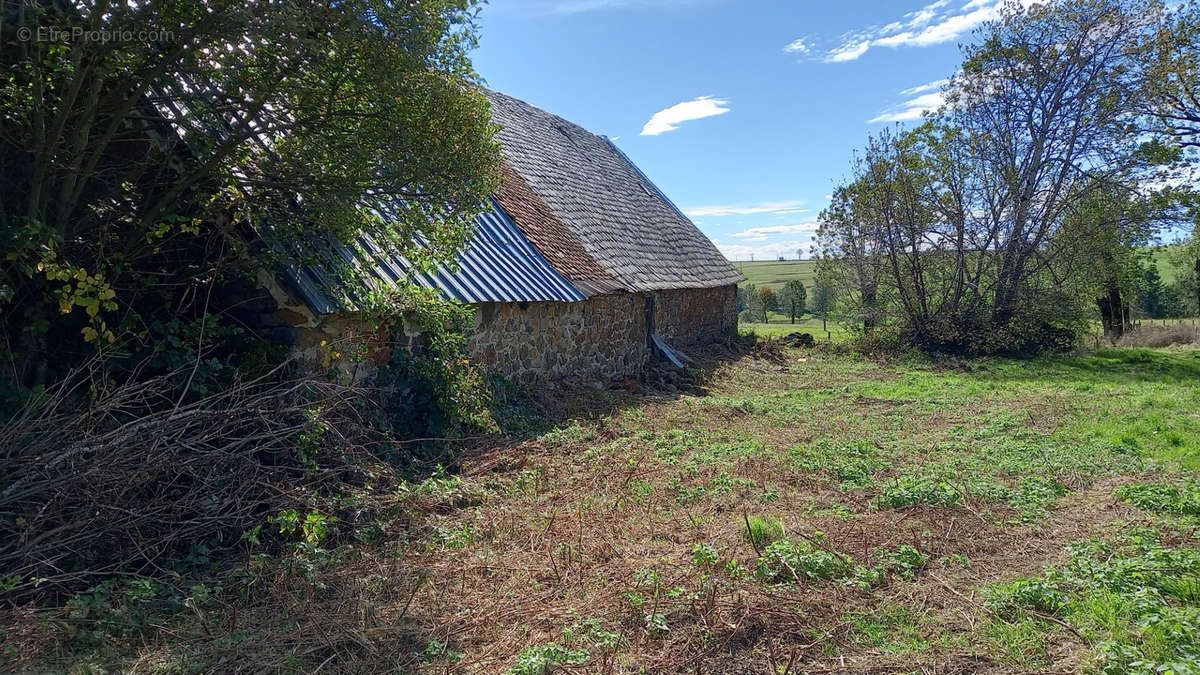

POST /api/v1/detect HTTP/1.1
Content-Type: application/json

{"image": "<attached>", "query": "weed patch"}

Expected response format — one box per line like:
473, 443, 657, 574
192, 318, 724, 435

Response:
875, 477, 963, 509
1116, 483, 1200, 517
984, 531, 1200, 673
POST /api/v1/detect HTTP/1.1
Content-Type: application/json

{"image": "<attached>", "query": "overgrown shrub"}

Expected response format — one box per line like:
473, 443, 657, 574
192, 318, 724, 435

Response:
366, 285, 497, 443
1116, 483, 1200, 516
755, 538, 854, 583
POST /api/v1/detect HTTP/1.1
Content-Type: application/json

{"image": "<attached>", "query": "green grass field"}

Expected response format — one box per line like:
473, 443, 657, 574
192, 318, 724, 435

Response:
733, 259, 818, 291
31, 345, 1200, 673
1150, 243, 1189, 286
739, 314, 850, 342
736, 246, 1187, 290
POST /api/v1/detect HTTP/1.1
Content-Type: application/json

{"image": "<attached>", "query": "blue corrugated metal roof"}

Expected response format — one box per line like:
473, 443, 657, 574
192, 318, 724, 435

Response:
282, 199, 585, 314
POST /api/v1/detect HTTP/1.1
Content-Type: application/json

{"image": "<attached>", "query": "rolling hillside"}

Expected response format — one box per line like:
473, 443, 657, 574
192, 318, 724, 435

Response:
733, 259, 818, 291
736, 247, 1189, 290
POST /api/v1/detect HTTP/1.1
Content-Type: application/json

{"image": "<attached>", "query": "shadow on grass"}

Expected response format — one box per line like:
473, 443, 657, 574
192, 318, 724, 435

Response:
961, 347, 1200, 386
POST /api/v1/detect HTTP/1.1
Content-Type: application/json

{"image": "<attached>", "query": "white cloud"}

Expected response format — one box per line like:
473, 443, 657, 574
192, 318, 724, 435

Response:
718, 239, 814, 262
818, 0, 1041, 63
682, 200, 806, 218
900, 78, 950, 96
640, 96, 731, 136
869, 88, 946, 123
826, 40, 870, 62
730, 223, 820, 242
784, 37, 811, 54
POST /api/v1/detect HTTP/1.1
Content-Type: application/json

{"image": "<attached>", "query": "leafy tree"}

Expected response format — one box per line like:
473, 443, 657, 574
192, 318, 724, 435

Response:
0, 0, 500, 389
779, 280, 806, 324
1136, 1, 1200, 149
815, 182, 887, 336
1136, 264, 1186, 317
1056, 181, 1170, 337
757, 287, 780, 314
817, 0, 1168, 353
1167, 235, 1200, 315
739, 284, 767, 323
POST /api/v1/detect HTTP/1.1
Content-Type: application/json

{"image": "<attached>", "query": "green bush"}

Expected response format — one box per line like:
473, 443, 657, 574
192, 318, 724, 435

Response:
882, 545, 931, 580
366, 285, 497, 444
509, 643, 588, 675
986, 578, 1071, 618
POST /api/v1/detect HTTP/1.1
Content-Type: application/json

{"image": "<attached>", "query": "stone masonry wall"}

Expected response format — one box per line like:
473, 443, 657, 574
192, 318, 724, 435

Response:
237, 275, 737, 383
466, 293, 647, 382
653, 284, 738, 347
230, 271, 415, 382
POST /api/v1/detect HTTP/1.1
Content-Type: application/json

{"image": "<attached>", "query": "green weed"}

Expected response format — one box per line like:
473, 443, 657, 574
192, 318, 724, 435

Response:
1116, 483, 1200, 516
508, 643, 588, 675
743, 515, 784, 551
876, 477, 962, 509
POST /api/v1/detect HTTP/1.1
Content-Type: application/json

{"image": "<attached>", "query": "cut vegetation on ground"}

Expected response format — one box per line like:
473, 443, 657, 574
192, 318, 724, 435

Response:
13, 345, 1200, 673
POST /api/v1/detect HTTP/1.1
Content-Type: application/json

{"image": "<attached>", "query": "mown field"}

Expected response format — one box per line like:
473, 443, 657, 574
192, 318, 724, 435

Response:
735, 246, 1182, 291
23, 344, 1200, 673
738, 315, 850, 342
733, 260, 818, 291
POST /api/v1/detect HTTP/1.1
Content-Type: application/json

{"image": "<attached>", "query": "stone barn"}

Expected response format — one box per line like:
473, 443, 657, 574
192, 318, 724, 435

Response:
261, 91, 744, 381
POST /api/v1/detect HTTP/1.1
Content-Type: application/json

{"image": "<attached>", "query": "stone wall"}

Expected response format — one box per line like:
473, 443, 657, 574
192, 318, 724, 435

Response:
227, 271, 411, 382
466, 292, 647, 382
653, 284, 738, 347
237, 276, 738, 383
465, 286, 737, 381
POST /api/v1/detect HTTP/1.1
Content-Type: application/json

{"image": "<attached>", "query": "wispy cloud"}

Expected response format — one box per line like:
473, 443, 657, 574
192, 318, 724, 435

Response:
682, 200, 805, 218
806, 0, 1039, 63
717, 239, 814, 262
827, 40, 870, 62
900, 78, 950, 96
783, 37, 811, 54
729, 223, 820, 242
869, 79, 948, 123
641, 96, 731, 136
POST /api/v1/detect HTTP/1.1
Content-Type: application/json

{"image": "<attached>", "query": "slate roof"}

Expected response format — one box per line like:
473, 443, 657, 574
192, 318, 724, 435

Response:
492, 163, 622, 297
240, 87, 743, 313
486, 90, 744, 292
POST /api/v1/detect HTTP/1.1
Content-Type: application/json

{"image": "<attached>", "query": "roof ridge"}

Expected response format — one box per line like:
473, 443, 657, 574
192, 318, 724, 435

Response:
485, 89, 745, 291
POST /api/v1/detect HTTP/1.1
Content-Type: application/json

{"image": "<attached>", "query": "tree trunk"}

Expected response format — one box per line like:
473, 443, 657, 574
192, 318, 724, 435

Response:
862, 288, 876, 335
1096, 286, 1132, 338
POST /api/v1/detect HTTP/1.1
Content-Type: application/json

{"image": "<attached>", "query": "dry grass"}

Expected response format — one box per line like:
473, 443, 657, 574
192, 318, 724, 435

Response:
1116, 323, 1200, 348
6, 346, 1200, 673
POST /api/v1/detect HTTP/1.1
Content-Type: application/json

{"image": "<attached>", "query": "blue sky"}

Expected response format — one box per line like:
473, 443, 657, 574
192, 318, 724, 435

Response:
471, 0, 1017, 261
